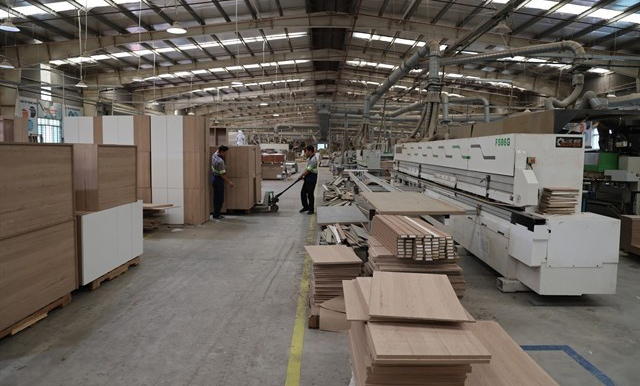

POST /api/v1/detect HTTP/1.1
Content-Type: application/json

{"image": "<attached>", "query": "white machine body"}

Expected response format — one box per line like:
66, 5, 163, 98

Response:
394, 134, 619, 295
357, 149, 381, 169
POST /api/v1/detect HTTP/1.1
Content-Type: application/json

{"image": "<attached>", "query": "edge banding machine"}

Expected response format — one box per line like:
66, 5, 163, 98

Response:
394, 133, 619, 295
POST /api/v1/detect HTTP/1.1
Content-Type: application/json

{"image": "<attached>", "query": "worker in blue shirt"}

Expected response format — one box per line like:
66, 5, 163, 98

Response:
297, 145, 318, 215
211, 145, 234, 219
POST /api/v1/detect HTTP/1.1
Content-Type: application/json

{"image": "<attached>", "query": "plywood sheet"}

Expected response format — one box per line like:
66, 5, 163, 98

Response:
0, 144, 74, 240
306, 245, 362, 265
317, 205, 368, 226
97, 146, 137, 210
368, 271, 473, 323
466, 321, 559, 386
0, 220, 77, 331
366, 322, 491, 365
362, 192, 465, 216
343, 280, 368, 321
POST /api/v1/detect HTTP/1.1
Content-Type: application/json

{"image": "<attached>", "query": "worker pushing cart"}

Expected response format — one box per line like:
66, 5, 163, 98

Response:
298, 145, 319, 215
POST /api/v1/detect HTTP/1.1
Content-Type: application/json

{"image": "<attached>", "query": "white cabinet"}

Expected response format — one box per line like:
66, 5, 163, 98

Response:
78, 201, 143, 285
63, 116, 95, 144
103, 116, 134, 145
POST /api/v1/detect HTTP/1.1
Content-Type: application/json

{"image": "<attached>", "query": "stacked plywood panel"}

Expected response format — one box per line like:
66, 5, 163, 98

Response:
344, 272, 557, 386
343, 272, 484, 386
537, 187, 579, 215
306, 245, 361, 327
151, 116, 209, 224
73, 144, 137, 212
620, 215, 640, 255
0, 144, 77, 337
133, 116, 152, 203
221, 145, 261, 211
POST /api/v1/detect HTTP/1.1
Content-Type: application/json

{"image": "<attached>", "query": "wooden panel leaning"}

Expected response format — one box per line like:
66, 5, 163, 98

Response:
0, 143, 75, 239
73, 144, 137, 212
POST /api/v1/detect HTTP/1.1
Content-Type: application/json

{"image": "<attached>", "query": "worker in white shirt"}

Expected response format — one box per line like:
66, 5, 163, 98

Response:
211, 145, 234, 219
297, 145, 318, 215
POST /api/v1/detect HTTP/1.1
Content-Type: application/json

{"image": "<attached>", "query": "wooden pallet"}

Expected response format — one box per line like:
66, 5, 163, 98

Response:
88, 257, 141, 290
0, 293, 72, 339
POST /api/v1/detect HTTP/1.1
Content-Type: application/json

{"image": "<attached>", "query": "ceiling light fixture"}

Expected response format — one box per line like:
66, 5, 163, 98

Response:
492, 20, 511, 34
75, 80, 88, 88
272, 113, 280, 117
167, 21, 186, 34
231, 80, 243, 86
132, 76, 145, 82
0, 20, 20, 32
0, 58, 15, 69
259, 102, 268, 106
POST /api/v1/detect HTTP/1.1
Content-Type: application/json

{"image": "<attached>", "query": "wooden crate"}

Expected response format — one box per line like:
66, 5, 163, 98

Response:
0, 143, 74, 240
73, 144, 137, 212
0, 220, 77, 332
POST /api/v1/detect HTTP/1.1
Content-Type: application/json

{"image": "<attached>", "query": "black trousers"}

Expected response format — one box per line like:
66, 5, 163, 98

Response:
212, 176, 225, 216
300, 173, 318, 211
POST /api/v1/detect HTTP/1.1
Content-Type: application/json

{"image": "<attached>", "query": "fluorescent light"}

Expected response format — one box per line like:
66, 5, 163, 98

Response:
76, 80, 88, 88
0, 58, 14, 69
112, 52, 132, 58
0, 20, 20, 32
167, 22, 187, 35
50, 60, 67, 66
259, 102, 268, 106
588, 68, 612, 74
174, 71, 192, 77
158, 73, 174, 78
46, 2, 77, 12
191, 69, 209, 74
90, 54, 110, 60
272, 113, 280, 117
231, 81, 243, 86
131, 76, 145, 82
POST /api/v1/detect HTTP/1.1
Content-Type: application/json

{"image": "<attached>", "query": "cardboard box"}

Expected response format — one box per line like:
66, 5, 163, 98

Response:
0, 143, 74, 240
0, 220, 77, 332
73, 144, 137, 212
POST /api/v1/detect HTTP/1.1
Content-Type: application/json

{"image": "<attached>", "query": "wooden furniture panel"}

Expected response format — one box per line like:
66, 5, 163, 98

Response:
1, 117, 28, 143
224, 177, 255, 210
368, 271, 473, 323
305, 245, 362, 265
92, 116, 103, 144
98, 146, 137, 210
0, 143, 74, 240
77, 201, 143, 285
362, 191, 465, 216
0, 220, 77, 331
466, 321, 558, 386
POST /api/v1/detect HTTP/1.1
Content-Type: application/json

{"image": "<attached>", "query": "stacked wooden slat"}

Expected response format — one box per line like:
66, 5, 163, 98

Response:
306, 245, 362, 327
371, 215, 457, 261
537, 187, 579, 215
322, 176, 354, 206
321, 223, 368, 248
343, 272, 487, 386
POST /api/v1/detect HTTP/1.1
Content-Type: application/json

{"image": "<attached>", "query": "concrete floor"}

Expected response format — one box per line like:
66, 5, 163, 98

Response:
1, 168, 639, 386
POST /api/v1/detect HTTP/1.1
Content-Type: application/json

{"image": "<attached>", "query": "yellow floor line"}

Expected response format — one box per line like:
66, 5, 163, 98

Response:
284, 200, 317, 385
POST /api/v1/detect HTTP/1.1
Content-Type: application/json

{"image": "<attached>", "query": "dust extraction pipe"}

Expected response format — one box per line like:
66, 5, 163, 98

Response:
545, 73, 585, 110
441, 94, 491, 123
389, 101, 426, 117
578, 91, 640, 109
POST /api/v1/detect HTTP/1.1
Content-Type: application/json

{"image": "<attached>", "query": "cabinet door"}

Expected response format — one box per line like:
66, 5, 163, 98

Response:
151, 116, 168, 189
78, 117, 94, 143
118, 116, 134, 145
166, 188, 185, 224
166, 116, 183, 152
102, 116, 119, 144
63, 117, 79, 143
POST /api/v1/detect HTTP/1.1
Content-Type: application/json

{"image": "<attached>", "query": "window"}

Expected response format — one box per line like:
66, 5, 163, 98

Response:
38, 118, 62, 143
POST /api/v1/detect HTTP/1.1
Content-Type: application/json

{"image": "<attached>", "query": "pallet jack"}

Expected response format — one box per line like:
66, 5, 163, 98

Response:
253, 178, 302, 213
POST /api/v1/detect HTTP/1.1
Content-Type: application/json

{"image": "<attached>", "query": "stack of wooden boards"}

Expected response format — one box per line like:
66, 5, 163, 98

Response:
537, 187, 579, 215
306, 245, 362, 328
343, 272, 558, 386
367, 215, 465, 296
261, 153, 285, 180
322, 176, 354, 206
142, 203, 175, 230
0, 143, 77, 338
212, 145, 262, 211
620, 215, 640, 255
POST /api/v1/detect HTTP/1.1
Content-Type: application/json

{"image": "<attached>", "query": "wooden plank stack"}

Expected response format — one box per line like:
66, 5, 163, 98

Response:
343, 272, 558, 386
371, 215, 457, 261
320, 223, 368, 248
305, 245, 362, 327
322, 175, 354, 206
343, 272, 487, 386
537, 187, 580, 215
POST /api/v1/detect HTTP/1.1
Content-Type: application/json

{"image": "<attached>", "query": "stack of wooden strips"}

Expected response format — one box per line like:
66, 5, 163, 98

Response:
537, 187, 580, 215
142, 203, 175, 230
371, 215, 456, 261
365, 236, 465, 297
343, 272, 487, 386
306, 245, 362, 326
343, 272, 558, 386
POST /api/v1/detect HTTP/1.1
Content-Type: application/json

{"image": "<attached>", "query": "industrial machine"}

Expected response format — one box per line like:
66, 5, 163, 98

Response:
357, 148, 381, 169
393, 133, 619, 295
